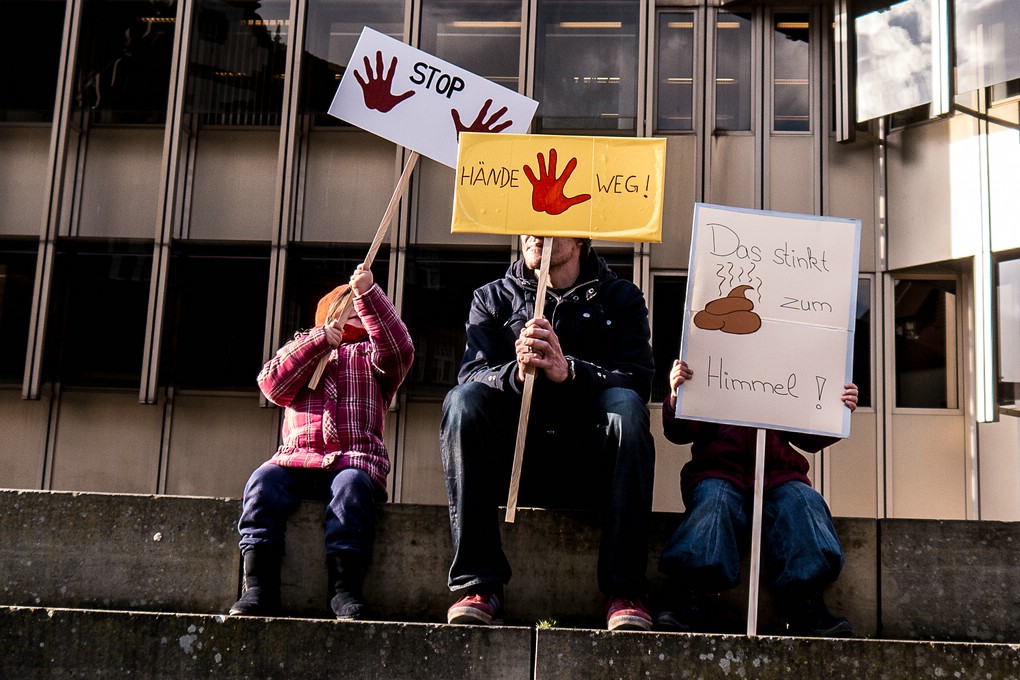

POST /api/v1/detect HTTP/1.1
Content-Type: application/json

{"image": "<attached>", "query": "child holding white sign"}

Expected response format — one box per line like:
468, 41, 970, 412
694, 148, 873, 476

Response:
657, 358, 859, 636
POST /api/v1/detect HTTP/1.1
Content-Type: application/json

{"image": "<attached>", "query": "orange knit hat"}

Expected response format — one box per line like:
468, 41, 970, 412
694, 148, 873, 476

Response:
314, 284, 353, 326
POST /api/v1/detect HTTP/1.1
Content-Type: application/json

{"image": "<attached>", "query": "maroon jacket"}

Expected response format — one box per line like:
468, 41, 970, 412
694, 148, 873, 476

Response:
661, 396, 840, 507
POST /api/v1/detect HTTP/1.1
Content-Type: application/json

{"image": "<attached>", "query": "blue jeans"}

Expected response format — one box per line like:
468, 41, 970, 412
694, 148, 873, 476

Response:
238, 462, 382, 556
440, 381, 655, 596
659, 478, 844, 592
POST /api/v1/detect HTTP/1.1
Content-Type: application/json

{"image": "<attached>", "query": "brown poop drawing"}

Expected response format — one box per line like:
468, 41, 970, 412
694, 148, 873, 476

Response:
693, 285, 762, 335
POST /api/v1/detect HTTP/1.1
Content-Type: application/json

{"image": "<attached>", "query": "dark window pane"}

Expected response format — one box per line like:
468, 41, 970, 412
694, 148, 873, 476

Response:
773, 13, 810, 133
75, 0, 177, 125
186, 0, 290, 126
420, 0, 521, 89
302, 0, 405, 126
651, 275, 686, 403
282, 243, 390, 338
894, 278, 956, 408
853, 278, 872, 408
0, 0, 66, 122
162, 243, 268, 389
0, 240, 38, 383
656, 11, 695, 132
48, 241, 152, 387
402, 246, 509, 399
716, 12, 752, 131
997, 255, 1020, 414
535, 0, 640, 133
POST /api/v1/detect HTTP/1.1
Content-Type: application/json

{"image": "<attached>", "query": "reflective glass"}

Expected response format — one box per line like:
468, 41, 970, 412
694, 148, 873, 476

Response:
651, 275, 686, 403
853, 278, 872, 408
955, 0, 1020, 95
855, 0, 932, 122
302, 0, 405, 125
656, 11, 695, 132
420, 0, 521, 90
773, 13, 810, 133
186, 0, 290, 126
894, 279, 956, 409
534, 0, 640, 133
998, 257, 1020, 414
0, 0, 66, 122
716, 12, 752, 131
74, 0, 176, 124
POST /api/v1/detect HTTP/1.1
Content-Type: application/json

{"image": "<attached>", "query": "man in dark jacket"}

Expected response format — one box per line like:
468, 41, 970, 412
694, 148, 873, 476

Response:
657, 358, 859, 636
441, 235, 656, 631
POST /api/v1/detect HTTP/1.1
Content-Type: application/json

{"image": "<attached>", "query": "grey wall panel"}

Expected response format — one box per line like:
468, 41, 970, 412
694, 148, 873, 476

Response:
976, 418, 1020, 521
768, 135, 814, 215
394, 401, 445, 506
412, 157, 509, 247
0, 127, 51, 236
824, 410, 879, 518
163, 393, 280, 498
650, 404, 685, 513
889, 412, 966, 519
49, 390, 164, 494
709, 135, 755, 209
77, 128, 163, 239
0, 388, 50, 490
301, 131, 396, 243
650, 135, 697, 270
188, 130, 277, 241
887, 118, 980, 270
828, 139, 877, 273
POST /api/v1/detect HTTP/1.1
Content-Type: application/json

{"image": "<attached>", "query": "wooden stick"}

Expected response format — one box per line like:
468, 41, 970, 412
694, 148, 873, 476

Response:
746, 427, 767, 636
308, 151, 420, 390
505, 237, 554, 523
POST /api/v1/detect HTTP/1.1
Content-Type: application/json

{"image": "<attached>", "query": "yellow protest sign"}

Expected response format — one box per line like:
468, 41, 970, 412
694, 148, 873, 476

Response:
452, 133, 666, 242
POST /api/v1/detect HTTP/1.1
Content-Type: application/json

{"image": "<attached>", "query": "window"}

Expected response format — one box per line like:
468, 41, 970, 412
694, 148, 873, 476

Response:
161, 243, 269, 390
854, 0, 932, 122
716, 12, 752, 132
282, 243, 389, 338
534, 0, 640, 133
655, 11, 695, 133
1, 0, 66, 123
853, 277, 873, 408
420, 0, 521, 90
954, 0, 1020, 95
47, 241, 152, 387
651, 274, 686, 403
186, 0, 290, 126
997, 255, 1020, 416
893, 278, 957, 409
0, 240, 37, 384
301, 0, 405, 126
773, 13, 810, 133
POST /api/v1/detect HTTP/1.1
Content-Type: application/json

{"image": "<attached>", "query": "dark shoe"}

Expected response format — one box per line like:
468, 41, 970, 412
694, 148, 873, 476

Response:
447, 588, 504, 625
606, 596, 653, 631
228, 546, 283, 616
327, 551, 369, 621
784, 590, 854, 637
654, 587, 705, 633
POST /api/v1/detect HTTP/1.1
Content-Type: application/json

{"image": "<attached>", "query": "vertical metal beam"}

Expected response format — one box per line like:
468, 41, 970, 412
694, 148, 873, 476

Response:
754, 5, 765, 210
833, 0, 855, 143
973, 99, 997, 425
23, 0, 83, 400
930, 0, 951, 117
140, 0, 195, 404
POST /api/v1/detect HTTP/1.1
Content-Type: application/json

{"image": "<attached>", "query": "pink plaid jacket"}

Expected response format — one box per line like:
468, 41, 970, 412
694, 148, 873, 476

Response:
258, 285, 414, 495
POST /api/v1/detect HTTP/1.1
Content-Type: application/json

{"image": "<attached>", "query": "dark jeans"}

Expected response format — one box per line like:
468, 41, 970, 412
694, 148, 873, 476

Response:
659, 478, 844, 593
440, 381, 655, 597
237, 462, 382, 557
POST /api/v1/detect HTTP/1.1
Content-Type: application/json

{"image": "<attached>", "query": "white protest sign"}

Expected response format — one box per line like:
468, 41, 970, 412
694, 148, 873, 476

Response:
328, 27, 539, 168
677, 203, 861, 438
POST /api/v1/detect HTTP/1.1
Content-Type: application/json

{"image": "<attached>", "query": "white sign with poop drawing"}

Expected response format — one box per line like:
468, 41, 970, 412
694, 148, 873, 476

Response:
676, 203, 861, 438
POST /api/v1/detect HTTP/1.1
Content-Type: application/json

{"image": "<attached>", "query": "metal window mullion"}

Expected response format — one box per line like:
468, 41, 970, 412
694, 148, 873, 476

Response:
930, 0, 951, 118
23, 0, 84, 400
833, 0, 854, 143
812, 4, 824, 215
701, 7, 717, 205
140, 0, 196, 405
756, 6, 767, 210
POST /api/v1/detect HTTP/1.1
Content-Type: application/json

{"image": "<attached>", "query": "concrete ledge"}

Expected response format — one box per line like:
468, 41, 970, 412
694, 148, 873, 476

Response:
0, 606, 534, 680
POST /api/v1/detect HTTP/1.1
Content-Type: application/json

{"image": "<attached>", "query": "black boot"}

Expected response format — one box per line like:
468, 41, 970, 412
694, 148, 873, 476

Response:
228, 545, 283, 616
654, 580, 707, 633
327, 551, 369, 620
783, 588, 853, 637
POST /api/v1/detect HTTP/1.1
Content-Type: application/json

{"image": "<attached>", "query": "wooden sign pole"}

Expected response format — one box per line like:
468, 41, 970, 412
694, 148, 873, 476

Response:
308, 151, 420, 390
746, 427, 767, 635
504, 238, 554, 523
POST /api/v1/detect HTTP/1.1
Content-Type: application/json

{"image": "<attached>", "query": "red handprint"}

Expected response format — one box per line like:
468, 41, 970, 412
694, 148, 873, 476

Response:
451, 98, 513, 137
522, 149, 591, 216
353, 51, 415, 113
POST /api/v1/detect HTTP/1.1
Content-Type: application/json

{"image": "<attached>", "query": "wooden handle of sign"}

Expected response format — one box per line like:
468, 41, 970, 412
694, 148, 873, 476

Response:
308, 151, 420, 390
746, 428, 767, 636
505, 238, 554, 523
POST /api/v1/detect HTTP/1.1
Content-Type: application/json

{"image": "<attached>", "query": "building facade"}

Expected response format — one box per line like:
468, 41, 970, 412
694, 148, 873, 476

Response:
1, 0, 1018, 520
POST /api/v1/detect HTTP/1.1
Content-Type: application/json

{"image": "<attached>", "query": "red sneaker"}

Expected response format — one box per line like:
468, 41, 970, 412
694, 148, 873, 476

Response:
447, 591, 504, 625
606, 596, 652, 631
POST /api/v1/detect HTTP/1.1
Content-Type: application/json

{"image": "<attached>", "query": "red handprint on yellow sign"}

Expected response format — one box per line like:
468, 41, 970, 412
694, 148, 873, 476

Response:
522, 149, 591, 216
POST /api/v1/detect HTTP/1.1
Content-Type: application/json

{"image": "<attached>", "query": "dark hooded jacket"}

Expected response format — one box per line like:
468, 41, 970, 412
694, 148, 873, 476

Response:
458, 245, 654, 425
